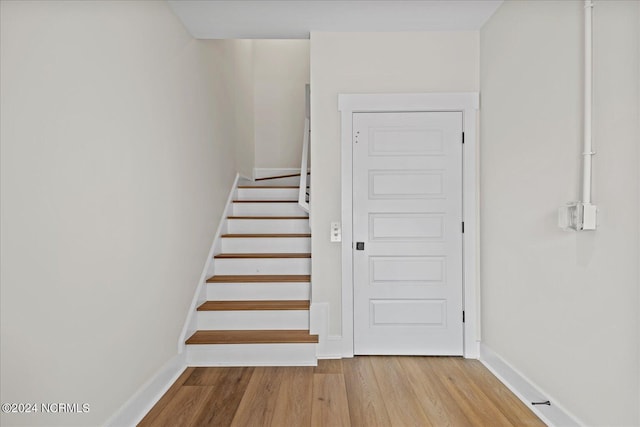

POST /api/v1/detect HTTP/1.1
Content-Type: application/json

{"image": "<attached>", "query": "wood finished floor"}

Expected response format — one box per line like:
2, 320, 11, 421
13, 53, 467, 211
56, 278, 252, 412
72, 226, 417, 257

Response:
139, 357, 545, 427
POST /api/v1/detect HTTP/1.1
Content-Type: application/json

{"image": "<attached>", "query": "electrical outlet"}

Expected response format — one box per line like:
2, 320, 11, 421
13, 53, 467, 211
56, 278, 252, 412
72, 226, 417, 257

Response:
330, 222, 342, 242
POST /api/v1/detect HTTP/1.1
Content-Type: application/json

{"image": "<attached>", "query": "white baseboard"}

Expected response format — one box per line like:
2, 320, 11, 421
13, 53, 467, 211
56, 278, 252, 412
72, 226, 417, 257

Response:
105, 352, 186, 427
178, 174, 240, 353
310, 302, 346, 358
480, 343, 584, 427
317, 336, 345, 359
465, 340, 480, 360
253, 168, 302, 180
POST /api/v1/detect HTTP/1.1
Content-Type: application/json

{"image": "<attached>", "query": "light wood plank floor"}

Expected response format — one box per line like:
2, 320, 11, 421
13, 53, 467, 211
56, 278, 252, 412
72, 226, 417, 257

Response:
139, 357, 546, 427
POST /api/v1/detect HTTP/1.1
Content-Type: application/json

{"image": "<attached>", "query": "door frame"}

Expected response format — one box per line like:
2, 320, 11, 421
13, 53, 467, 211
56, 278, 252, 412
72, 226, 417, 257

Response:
338, 92, 480, 359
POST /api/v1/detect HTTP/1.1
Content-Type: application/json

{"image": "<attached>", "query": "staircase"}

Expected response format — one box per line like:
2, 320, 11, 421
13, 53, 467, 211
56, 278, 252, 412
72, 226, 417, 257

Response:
185, 175, 317, 366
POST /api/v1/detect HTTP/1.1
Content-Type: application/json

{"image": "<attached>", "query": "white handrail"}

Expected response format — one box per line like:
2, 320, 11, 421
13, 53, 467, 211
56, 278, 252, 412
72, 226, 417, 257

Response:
298, 85, 311, 215
298, 117, 310, 213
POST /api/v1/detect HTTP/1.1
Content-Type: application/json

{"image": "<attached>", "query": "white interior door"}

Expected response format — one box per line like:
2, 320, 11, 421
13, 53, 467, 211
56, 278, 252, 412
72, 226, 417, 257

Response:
353, 111, 464, 355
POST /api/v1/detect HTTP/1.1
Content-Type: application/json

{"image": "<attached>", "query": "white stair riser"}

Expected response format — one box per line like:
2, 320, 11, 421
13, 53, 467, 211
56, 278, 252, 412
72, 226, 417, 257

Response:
186, 343, 317, 366
228, 219, 310, 234
214, 258, 310, 275
206, 283, 310, 301
222, 237, 310, 253
197, 310, 309, 329
233, 203, 306, 217
237, 188, 298, 200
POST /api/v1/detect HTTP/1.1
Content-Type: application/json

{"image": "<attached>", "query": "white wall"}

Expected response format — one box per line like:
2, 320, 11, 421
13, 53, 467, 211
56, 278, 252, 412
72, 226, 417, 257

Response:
232, 40, 255, 179
254, 40, 310, 169
480, 1, 639, 425
229, 39, 310, 177
0, 1, 237, 425
310, 32, 479, 336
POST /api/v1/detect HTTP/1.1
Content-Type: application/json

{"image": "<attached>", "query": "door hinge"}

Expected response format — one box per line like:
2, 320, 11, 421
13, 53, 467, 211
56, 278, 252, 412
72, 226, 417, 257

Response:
463, 311, 466, 323
462, 222, 465, 233
462, 132, 465, 144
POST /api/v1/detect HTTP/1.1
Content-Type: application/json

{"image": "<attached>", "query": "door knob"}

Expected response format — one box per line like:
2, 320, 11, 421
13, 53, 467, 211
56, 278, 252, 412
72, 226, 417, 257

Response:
356, 242, 365, 250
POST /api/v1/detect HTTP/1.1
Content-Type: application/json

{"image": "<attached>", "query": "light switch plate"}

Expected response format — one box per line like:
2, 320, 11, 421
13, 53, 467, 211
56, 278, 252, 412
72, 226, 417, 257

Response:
330, 221, 342, 242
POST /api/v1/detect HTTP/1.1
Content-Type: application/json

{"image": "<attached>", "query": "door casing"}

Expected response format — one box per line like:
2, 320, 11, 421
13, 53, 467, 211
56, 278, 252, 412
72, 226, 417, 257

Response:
338, 92, 479, 358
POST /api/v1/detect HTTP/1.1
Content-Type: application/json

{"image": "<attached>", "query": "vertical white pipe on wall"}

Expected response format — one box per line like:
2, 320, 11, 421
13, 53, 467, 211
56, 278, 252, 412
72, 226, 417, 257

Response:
559, 0, 598, 231
583, 0, 594, 205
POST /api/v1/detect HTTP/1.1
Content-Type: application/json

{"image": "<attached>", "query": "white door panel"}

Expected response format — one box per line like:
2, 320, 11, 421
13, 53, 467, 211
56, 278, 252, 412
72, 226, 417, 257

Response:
353, 111, 463, 355
370, 299, 446, 325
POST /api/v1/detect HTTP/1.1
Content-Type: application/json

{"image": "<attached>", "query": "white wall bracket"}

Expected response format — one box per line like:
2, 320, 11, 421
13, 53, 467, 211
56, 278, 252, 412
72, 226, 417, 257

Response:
558, 202, 598, 231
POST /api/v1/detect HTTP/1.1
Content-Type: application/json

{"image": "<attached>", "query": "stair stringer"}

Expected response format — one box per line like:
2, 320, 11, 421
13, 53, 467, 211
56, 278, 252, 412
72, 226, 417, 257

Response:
177, 173, 239, 354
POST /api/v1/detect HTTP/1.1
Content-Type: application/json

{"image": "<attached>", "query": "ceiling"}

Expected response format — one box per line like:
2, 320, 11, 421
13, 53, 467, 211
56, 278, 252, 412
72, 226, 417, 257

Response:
167, 0, 503, 39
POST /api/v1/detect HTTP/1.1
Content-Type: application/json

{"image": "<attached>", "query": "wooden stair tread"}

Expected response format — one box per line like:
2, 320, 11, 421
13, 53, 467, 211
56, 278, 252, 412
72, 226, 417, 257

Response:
233, 200, 298, 203
221, 233, 311, 238
237, 185, 299, 189
228, 216, 308, 220
197, 300, 310, 311
215, 253, 311, 259
186, 329, 318, 344
207, 274, 311, 283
